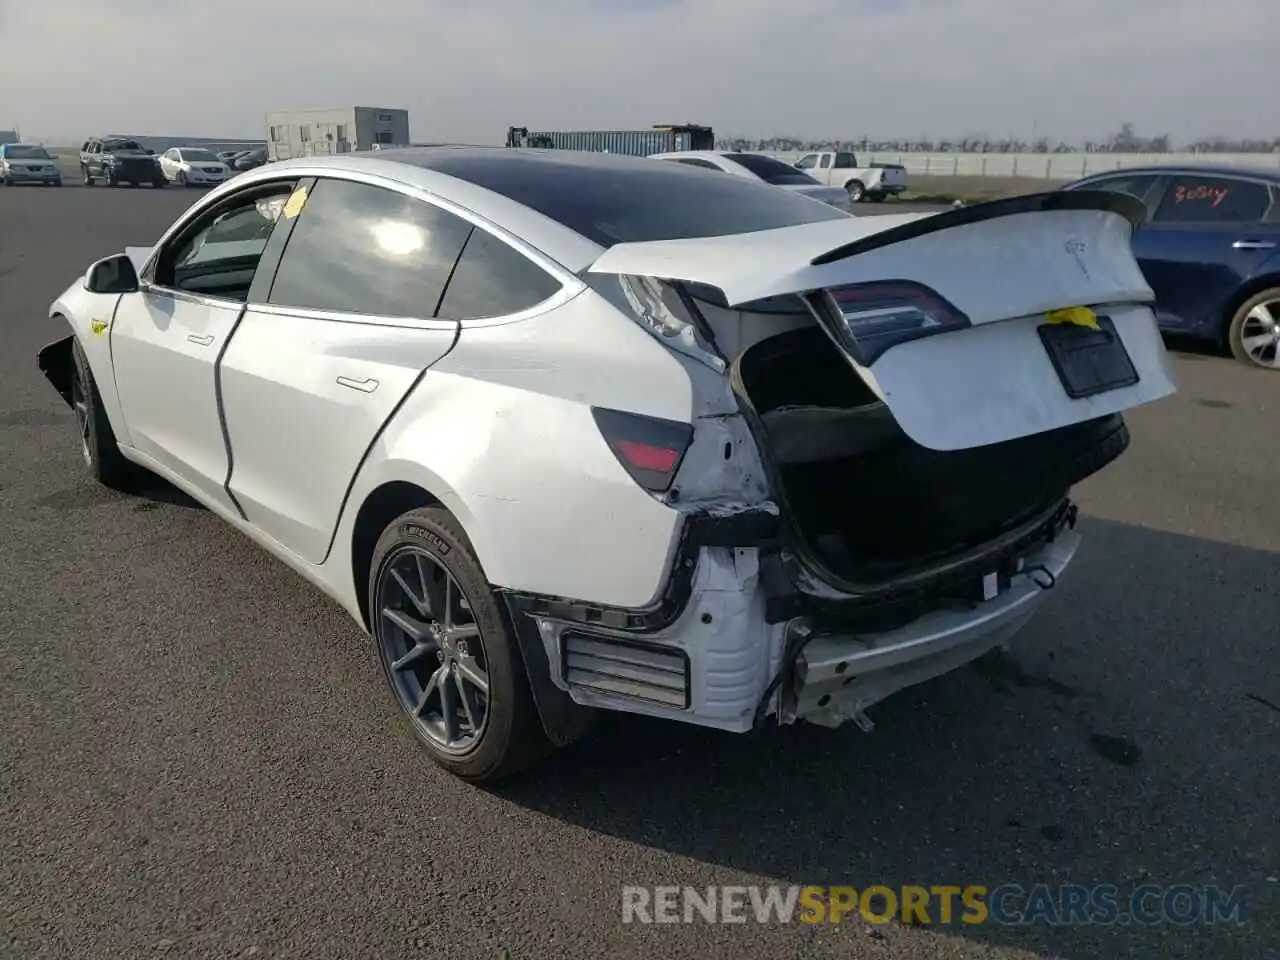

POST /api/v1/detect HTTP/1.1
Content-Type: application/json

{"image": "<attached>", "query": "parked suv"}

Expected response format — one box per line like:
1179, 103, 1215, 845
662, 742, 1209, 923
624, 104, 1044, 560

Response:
80, 137, 167, 188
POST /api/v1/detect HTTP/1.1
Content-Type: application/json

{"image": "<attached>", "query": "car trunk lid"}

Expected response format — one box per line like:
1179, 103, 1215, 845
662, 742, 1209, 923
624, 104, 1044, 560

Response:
586, 191, 1176, 452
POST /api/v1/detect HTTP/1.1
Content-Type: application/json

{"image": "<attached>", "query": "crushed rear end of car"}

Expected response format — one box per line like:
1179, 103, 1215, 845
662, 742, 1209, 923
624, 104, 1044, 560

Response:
514, 190, 1176, 740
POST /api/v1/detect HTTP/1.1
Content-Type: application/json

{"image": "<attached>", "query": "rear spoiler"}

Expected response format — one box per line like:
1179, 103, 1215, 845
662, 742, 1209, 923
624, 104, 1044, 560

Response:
586, 189, 1147, 309
812, 190, 1146, 265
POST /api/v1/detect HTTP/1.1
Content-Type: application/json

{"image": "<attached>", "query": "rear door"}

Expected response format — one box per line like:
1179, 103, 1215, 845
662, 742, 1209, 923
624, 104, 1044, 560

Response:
1127, 173, 1278, 336
219, 176, 469, 563
587, 192, 1177, 452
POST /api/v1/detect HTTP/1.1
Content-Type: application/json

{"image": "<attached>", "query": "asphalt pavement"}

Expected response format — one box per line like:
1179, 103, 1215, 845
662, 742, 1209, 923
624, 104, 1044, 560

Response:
1, 186, 1276, 960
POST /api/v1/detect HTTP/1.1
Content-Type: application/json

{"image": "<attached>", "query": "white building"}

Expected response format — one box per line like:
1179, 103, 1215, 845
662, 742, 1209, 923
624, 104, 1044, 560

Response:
265, 107, 411, 161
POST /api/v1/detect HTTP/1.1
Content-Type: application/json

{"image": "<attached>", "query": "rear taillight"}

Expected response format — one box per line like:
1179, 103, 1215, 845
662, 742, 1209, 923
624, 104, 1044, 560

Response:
591, 407, 693, 493
817, 280, 970, 365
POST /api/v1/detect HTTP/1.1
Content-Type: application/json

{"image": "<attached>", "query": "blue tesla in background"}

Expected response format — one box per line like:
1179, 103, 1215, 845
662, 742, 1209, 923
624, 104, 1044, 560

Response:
1061, 164, 1280, 371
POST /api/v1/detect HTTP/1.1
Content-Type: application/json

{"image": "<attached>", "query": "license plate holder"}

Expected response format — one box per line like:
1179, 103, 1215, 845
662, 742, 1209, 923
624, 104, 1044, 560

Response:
1037, 316, 1139, 400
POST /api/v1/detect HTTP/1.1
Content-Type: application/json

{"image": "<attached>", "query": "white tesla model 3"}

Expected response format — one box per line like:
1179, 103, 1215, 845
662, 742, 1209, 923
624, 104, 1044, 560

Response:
37, 148, 1176, 782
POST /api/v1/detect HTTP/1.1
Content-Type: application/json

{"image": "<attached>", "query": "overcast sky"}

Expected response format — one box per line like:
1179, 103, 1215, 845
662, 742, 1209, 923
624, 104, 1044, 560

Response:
1, 0, 1273, 145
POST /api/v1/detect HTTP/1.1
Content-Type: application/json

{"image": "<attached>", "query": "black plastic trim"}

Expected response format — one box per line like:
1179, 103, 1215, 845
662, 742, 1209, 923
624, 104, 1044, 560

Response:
214, 307, 251, 520
810, 189, 1148, 266
37, 335, 75, 408
560, 630, 692, 710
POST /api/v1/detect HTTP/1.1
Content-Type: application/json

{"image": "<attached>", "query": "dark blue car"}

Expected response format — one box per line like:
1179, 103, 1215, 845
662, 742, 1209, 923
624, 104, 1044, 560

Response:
1061, 164, 1280, 371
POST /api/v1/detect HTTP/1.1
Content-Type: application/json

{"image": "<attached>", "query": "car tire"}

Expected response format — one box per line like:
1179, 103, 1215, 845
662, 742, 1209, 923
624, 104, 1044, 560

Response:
368, 506, 551, 783
151, 179, 166, 188
1227, 288, 1280, 371
845, 180, 866, 203
70, 337, 136, 489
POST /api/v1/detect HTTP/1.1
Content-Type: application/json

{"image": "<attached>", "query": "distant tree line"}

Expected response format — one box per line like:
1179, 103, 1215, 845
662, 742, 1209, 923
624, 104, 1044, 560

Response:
715, 122, 1280, 154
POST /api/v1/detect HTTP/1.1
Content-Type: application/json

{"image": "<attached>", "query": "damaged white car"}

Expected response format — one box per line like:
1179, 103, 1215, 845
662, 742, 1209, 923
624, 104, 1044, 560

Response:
37, 148, 1176, 782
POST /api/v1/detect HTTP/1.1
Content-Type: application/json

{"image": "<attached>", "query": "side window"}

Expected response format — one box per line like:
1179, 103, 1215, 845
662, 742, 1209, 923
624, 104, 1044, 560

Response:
1078, 174, 1164, 220
835, 152, 857, 168
153, 184, 296, 300
266, 178, 473, 318
1152, 176, 1271, 224
795, 154, 817, 170
436, 228, 563, 321
819, 154, 832, 169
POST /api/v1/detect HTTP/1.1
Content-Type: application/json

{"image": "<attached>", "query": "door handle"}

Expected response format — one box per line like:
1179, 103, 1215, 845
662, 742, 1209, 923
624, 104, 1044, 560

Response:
1232, 240, 1277, 250
187, 334, 215, 346
336, 376, 379, 393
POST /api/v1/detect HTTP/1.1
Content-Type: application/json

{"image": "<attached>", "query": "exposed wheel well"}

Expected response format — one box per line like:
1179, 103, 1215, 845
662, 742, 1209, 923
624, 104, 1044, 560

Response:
350, 481, 441, 631
1221, 275, 1280, 343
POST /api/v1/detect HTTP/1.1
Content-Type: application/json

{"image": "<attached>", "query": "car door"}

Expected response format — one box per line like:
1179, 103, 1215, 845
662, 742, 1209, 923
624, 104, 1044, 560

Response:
85, 140, 102, 176
160, 149, 178, 178
108, 177, 301, 512
1134, 173, 1278, 336
218, 175, 472, 562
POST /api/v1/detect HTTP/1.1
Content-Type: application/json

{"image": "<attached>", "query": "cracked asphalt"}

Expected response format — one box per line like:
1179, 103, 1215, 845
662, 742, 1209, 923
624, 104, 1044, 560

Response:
1, 185, 1276, 960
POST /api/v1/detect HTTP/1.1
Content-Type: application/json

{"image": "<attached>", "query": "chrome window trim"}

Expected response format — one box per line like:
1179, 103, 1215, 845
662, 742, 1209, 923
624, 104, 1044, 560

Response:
142, 166, 585, 326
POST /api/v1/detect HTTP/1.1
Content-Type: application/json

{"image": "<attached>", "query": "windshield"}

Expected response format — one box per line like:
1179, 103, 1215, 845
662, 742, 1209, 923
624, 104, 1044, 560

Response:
4, 145, 52, 160
182, 149, 220, 162
103, 139, 144, 152
722, 153, 822, 186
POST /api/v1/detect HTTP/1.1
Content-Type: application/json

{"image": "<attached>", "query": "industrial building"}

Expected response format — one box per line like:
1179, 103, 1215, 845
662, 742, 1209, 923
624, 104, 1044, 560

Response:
265, 107, 411, 161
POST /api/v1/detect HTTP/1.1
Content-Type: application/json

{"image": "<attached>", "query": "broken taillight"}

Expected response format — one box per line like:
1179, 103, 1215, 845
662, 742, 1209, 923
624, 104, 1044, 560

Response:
591, 406, 693, 493
818, 280, 971, 365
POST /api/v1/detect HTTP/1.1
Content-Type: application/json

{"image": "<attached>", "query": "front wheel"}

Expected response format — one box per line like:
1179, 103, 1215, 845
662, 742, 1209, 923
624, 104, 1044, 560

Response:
1228, 289, 1280, 370
369, 506, 551, 783
845, 180, 866, 203
70, 337, 136, 488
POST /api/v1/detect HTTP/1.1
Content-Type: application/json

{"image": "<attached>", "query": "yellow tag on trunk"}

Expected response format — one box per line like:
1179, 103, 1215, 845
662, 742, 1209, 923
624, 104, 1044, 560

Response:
1044, 306, 1099, 329
282, 186, 308, 219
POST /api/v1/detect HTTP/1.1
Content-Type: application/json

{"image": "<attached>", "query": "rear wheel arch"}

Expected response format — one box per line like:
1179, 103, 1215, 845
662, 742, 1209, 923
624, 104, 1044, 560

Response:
351, 481, 443, 632
1221, 274, 1280, 340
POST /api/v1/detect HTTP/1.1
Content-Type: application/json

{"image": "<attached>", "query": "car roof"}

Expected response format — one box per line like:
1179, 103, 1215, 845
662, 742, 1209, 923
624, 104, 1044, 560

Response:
227, 147, 841, 270
1072, 163, 1280, 184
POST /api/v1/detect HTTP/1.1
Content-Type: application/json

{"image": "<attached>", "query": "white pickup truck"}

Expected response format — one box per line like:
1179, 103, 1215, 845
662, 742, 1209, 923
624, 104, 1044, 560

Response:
793, 150, 909, 203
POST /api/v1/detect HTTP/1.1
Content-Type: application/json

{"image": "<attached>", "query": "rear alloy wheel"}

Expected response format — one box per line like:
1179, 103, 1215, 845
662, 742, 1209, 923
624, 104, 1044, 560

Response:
846, 180, 866, 203
369, 507, 549, 783
70, 337, 136, 488
1228, 289, 1280, 370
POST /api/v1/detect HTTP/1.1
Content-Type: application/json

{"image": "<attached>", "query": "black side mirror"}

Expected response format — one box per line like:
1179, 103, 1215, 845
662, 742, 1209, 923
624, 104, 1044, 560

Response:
85, 254, 139, 294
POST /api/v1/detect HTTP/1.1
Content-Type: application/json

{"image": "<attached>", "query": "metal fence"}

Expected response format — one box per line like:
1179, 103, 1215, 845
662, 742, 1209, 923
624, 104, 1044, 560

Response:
764, 151, 1280, 179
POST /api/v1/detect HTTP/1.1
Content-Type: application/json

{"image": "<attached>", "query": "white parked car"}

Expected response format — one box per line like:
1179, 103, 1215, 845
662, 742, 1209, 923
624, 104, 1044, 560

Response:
650, 149, 850, 210
159, 147, 233, 187
795, 150, 910, 203
36, 149, 1176, 783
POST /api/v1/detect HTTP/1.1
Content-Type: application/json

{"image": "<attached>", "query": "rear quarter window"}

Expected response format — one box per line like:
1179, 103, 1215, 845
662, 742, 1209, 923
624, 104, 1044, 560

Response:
435, 229, 563, 320
1152, 176, 1271, 224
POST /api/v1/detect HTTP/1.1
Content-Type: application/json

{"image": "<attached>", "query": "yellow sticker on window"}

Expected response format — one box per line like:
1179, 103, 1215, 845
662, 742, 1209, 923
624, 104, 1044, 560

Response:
282, 186, 308, 219
1044, 306, 1099, 330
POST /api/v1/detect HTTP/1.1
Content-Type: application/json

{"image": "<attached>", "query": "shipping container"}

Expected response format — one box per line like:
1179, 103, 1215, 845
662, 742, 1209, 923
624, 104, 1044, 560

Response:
505, 124, 714, 156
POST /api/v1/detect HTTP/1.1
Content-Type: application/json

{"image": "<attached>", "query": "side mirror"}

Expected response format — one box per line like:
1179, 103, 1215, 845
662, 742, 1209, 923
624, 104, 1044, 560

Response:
84, 254, 140, 294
